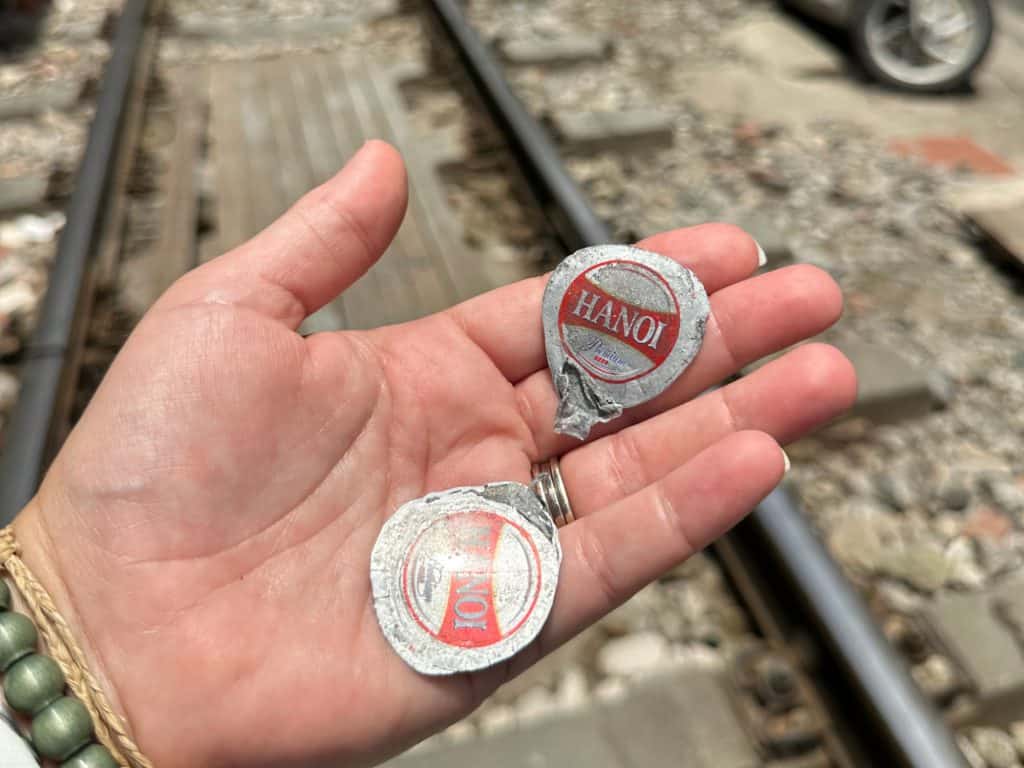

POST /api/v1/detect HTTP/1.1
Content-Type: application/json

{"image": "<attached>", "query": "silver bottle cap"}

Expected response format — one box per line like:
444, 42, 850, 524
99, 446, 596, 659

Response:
370, 483, 561, 676
542, 244, 710, 439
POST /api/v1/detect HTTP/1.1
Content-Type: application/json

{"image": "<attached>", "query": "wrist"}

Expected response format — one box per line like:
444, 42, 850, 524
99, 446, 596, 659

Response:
9, 497, 139, 759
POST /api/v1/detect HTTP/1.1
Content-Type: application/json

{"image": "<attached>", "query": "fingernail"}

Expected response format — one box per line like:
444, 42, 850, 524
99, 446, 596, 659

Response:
755, 240, 767, 268
782, 448, 791, 474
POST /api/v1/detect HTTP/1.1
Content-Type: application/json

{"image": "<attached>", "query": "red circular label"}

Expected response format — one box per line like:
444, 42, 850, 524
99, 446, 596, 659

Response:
401, 511, 542, 649
557, 260, 681, 384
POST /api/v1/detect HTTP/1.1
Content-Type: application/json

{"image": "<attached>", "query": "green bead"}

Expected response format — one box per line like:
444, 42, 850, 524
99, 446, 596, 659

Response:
0, 580, 10, 611
31, 696, 94, 761
5, 653, 65, 714
61, 743, 119, 768
0, 612, 37, 671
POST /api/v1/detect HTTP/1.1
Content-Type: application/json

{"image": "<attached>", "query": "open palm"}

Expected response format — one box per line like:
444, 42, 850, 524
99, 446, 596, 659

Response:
14, 142, 856, 768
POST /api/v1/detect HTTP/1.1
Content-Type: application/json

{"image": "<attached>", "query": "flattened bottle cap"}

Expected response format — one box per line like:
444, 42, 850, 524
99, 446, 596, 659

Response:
542, 244, 710, 439
371, 483, 561, 676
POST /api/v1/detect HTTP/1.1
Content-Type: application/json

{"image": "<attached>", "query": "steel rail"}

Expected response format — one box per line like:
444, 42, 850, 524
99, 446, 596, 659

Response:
423, 1, 968, 766
0, 0, 154, 524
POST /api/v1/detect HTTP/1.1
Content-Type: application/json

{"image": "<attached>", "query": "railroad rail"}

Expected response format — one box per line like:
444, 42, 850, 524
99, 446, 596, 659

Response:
0, 0, 157, 521
0, 1, 982, 766
423, 1, 967, 766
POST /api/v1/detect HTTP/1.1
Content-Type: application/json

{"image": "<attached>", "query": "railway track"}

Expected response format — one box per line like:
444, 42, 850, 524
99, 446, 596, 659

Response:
0, 1, 1016, 766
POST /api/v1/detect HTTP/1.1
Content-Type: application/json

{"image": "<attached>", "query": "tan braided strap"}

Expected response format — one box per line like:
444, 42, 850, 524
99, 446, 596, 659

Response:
0, 527, 153, 768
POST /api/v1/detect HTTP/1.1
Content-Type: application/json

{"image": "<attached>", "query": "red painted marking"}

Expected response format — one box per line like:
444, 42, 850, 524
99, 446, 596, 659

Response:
889, 136, 1014, 176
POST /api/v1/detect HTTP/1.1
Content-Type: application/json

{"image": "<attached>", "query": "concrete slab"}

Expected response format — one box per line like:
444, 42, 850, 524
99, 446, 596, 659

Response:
0, 176, 48, 214
924, 575, 1024, 725
0, 82, 80, 120
173, 2, 398, 39
389, 670, 759, 768
391, 713, 622, 768
679, 12, 1024, 173
600, 671, 759, 768
498, 35, 611, 67
946, 175, 1024, 213
734, 212, 794, 268
968, 204, 1024, 272
840, 341, 947, 423
723, 16, 845, 80
552, 109, 674, 152
749, 341, 945, 424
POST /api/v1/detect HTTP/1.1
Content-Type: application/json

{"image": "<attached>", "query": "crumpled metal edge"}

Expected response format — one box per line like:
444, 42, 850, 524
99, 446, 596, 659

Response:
552, 358, 624, 440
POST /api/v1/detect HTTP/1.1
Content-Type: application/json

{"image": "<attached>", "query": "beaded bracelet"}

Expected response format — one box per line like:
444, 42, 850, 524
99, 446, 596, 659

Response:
0, 579, 114, 767
0, 528, 152, 768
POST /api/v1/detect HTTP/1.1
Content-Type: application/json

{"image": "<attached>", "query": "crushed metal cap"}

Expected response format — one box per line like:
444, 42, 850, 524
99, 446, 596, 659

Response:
370, 483, 561, 676
542, 244, 710, 439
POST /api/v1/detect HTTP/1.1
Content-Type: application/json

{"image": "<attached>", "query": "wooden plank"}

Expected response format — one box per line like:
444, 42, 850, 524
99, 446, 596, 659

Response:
356, 58, 490, 303
310, 54, 389, 329
356, 61, 457, 319
207, 51, 496, 333
260, 59, 314, 212
284, 56, 351, 331
335, 58, 454, 325
208, 63, 250, 256
329, 57, 423, 328
120, 67, 205, 315
235, 62, 287, 238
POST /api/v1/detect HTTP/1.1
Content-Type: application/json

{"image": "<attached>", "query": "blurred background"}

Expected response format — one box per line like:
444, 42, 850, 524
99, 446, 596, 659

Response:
1, 1, 1023, 766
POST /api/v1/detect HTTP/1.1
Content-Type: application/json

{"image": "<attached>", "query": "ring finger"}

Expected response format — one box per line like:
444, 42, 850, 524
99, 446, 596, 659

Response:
546, 342, 856, 522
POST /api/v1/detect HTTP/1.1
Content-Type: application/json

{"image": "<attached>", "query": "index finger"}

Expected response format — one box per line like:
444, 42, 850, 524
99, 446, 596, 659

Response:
446, 223, 763, 383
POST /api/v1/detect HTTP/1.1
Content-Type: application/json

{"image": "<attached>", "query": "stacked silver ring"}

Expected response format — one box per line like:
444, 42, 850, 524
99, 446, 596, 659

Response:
530, 457, 576, 528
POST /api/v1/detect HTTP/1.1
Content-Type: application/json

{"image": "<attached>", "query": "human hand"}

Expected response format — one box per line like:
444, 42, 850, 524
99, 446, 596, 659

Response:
14, 141, 855, 768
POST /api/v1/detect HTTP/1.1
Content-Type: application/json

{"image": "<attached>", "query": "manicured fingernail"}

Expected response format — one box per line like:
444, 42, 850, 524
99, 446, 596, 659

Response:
782, 449, 791, 474
755, 241, 767, 268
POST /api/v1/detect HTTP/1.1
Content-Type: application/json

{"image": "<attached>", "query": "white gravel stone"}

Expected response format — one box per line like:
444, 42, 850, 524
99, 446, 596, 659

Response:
479, 705, 517, 736
555, 666, 589, 712
516, 686, 558, 725
593, 677, 628, 703
1009, 721, 1024, 757
598, 583, 664, 636
945, 536, 986, 589
0, 282, 36, 318
443, 721, 476, 745
970, 727, 1021, 768
596, 631, 671, 678
911, 655, 958, 700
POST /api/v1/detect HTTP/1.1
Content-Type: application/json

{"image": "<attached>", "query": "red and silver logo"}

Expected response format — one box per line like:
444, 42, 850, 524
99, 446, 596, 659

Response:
371, 483, 561, 676
542, 245, 710, 440
402, 511, 541, 649
557, 260, 681, 383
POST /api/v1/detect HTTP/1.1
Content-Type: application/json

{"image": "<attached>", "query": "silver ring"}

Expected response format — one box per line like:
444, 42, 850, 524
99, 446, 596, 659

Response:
530, 456, 576, 528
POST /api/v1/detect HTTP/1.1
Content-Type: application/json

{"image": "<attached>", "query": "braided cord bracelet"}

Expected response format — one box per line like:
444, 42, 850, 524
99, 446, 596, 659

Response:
0, 527, 153, 768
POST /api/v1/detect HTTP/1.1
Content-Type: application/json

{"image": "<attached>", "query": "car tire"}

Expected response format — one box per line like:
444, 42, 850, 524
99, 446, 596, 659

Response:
850, 0, 994, 93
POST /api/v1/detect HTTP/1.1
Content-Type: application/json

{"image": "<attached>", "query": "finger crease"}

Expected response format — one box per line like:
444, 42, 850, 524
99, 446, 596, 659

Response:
514, 387, 541, 458
608, 428, 645, 500
652, 482, 697, 558
710, 308, 742, 373
717, 386, 742, 435
576, 527, 619, 607
321, 194, 377, 271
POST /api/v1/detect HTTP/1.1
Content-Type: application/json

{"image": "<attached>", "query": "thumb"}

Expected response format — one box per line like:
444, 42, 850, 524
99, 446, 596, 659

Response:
160, 140, 408, 329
